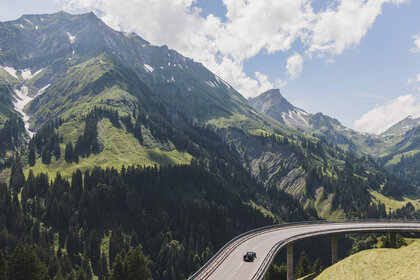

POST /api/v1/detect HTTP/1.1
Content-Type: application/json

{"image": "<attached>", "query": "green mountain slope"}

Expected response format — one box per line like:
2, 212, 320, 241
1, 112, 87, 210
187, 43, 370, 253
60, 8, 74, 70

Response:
0, 11, 415, 220
249, 89, 420, 197
0, 67, 18, 124
382, 115, 420, 136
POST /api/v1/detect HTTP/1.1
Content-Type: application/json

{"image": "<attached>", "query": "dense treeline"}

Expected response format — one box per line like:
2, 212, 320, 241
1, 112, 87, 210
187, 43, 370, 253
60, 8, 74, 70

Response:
386, 152, 420, 193
29, 118, 63, 166
1, 157, 320, 279
0, 117, 25, 157
255, 130, 413, 219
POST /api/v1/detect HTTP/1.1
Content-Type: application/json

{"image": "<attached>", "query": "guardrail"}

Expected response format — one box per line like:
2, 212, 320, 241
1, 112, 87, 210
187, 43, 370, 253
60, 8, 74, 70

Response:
188, 219, 420, 280
251, 221, 420, 280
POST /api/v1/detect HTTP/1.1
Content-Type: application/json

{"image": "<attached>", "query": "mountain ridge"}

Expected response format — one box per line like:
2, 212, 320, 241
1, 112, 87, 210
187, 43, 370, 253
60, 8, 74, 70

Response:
0, 11, 417, 219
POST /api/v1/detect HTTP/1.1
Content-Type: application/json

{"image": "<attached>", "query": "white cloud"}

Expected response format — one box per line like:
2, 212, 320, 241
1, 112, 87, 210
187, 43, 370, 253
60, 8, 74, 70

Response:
254, 71, 275, 93
275, 78, 288, 89
407, 73, 420, 87
306, 0, 408, 57
410, 34, 420, 53
286, 52, 304, 80
61, 0, 408, 97
354, 94, 420, 134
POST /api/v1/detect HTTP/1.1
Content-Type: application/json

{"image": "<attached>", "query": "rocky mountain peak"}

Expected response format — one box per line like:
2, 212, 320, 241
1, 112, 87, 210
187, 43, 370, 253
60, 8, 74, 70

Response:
382, 115, 420, 136
248, 88, 310, 128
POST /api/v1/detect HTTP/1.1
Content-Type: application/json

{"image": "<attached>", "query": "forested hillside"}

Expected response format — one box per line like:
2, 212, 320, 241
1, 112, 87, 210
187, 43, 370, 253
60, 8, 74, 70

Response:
0, 10, 419, 280
1, 155, 316, 279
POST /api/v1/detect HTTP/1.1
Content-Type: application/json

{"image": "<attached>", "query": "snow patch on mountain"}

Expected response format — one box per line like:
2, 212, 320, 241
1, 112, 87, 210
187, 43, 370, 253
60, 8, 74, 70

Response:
66, 32, 76, 44
296, 110, 309, 125
37, 84, 50, 96
13, 84, 50, 137
215, 75, 231, 88
144, 64, 154, 72
13, 86, 33, 136
22, 68, 44, 80
2, 66, 44, 80
205, 81, 218, 88
20, 69, 32, 80
1, 66, 18, 79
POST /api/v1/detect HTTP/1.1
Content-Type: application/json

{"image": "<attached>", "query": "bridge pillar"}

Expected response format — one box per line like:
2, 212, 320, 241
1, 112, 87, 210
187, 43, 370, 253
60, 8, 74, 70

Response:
331, 234, 338, 265
287, 243, 293, 280
390, 233, 397, 248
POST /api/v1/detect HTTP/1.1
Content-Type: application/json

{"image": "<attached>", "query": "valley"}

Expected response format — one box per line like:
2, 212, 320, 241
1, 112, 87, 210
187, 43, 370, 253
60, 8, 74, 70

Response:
0, 10, 418, 280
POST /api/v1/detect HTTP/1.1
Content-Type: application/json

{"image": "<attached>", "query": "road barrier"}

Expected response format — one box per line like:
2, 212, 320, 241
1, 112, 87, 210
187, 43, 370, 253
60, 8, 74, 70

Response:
189, 219, 420, 280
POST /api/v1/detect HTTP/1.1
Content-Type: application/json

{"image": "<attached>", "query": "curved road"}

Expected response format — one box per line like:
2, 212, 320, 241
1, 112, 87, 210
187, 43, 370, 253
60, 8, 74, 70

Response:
189, 221, 420, 280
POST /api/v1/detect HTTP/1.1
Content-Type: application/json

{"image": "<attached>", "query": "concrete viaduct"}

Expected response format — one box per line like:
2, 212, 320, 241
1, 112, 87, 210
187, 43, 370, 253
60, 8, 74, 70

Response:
188, 221, 420, 280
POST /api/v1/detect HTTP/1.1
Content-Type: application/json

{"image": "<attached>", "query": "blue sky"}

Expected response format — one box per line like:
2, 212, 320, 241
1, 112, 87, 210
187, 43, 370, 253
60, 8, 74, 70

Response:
1, 0, 420, 133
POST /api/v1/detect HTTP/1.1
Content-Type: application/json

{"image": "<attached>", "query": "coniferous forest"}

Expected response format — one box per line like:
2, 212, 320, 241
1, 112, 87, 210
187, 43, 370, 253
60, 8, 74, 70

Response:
1, 157, 318, 280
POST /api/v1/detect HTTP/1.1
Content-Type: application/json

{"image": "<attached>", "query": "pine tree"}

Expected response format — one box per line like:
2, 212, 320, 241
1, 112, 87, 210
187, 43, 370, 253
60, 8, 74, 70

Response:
65, 142, 74, 163
295, 251, 311, 278
76, 269, 87, 280
54, 142, 61, 160
41, 147, 51, 165
8, 244, 47, 280
266, 263, 286, 280
123, 246, 151, 280
9, 156, 25, 191
134, 121, 143, 144
110, 254, 124, 280
66, 226, 80, 259
0, 249, 7, 280
109, 229, 124, 265
88, 229, 101, 274
97, 252, 109, 280
311, 257, 323, 273
28, 144, 36, 167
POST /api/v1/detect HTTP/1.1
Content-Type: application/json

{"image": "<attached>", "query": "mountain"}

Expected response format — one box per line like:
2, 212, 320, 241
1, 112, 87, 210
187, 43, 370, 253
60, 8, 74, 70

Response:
382, 115, 420, 136
0, 11, 418, 280
0, 12, 414, 214
248, 89, 310, 128
249, 89, 420, 198
0, 13, 323, 280
248, 89, 378, 154
249, 89, 420, 160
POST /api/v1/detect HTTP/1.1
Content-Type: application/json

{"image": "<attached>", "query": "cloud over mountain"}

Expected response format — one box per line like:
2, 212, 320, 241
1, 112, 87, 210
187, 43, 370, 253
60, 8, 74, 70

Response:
354, 94, 420, 134
62, 0, 408, 97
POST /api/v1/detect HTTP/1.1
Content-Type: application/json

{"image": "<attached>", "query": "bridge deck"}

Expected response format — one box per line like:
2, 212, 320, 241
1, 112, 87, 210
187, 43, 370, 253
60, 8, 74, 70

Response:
191, 221, 420, 280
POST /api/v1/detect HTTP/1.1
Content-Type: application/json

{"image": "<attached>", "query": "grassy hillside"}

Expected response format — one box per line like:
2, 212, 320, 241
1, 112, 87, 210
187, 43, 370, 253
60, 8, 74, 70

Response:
315, 239, 420, 280
24, 118, 192, 179
0, 67, 19, 124
370, 190, 420, 211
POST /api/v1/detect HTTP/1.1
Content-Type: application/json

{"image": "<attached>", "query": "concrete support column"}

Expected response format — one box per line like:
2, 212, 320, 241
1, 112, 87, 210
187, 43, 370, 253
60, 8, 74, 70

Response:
287, 243, 293, 280
331, 234, 338, 265
390, 233, 397, 248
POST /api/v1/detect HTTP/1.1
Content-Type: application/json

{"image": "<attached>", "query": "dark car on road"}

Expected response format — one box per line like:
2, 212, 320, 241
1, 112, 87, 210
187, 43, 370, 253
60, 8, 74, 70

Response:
243, 251, 257, 262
